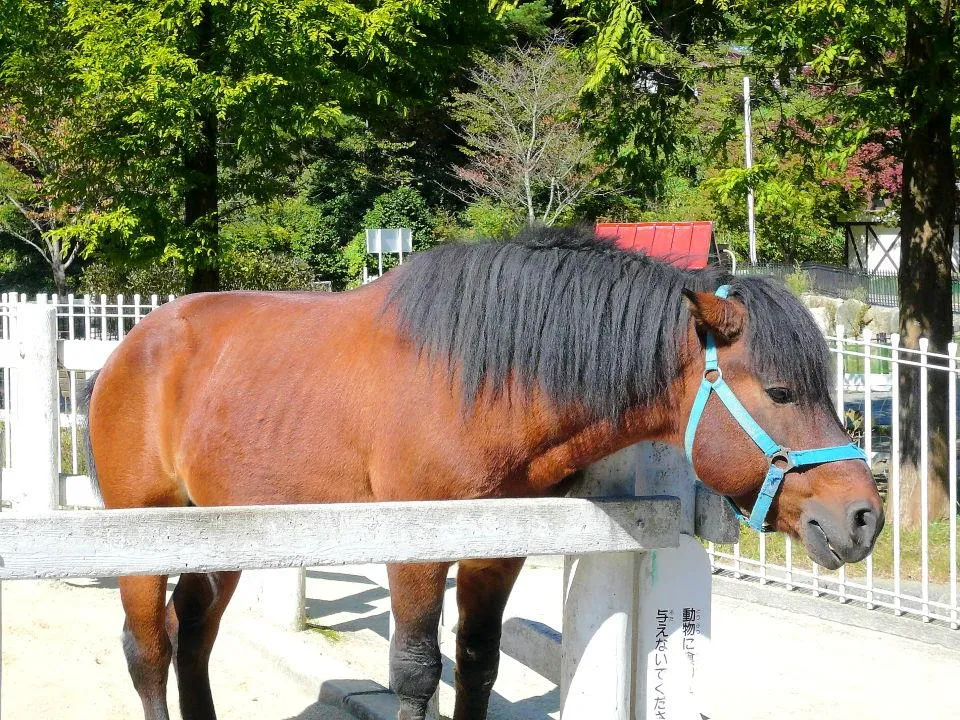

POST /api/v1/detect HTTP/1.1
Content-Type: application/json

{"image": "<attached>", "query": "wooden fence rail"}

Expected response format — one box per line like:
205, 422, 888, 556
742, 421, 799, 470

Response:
0, 496, 679, 580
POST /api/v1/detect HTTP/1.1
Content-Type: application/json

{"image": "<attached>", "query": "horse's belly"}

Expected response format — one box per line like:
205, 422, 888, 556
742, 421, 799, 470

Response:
175, 347, 377, 507
178, 403, 374, 506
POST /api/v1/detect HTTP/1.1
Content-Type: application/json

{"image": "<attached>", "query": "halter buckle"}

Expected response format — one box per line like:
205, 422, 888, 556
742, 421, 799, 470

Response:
769, 447, 795, 473
703, 367, 722, 383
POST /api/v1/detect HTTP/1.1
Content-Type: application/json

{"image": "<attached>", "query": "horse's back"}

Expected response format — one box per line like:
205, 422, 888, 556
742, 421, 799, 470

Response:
89, 286, 399, 508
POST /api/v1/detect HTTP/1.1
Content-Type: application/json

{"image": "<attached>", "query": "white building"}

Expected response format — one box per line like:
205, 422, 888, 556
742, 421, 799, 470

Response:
843, 215, 960, 273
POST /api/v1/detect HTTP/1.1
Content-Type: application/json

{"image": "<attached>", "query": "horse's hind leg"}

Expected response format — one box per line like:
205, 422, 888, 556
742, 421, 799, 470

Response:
119, 575, 173, 720
387, 562, 451, 720
452, 557, 525, 720
165, 571, 241, 720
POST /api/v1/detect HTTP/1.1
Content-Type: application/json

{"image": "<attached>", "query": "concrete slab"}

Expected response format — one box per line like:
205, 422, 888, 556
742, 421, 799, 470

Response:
300, 565, 557, 720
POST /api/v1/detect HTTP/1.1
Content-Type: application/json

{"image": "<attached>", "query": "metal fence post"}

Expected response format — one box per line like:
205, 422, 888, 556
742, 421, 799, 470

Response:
11, 302, 59, 512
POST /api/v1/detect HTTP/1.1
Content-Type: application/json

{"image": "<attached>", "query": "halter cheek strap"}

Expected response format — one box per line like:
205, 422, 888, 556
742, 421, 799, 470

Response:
683, 285, 869, 532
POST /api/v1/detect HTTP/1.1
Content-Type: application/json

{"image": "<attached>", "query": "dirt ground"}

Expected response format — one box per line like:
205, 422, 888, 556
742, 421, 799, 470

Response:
5, 566, 960, 720
0, 578, 353, 720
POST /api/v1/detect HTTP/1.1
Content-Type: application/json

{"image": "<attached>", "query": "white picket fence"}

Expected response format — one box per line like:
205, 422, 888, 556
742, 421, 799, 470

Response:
0, 292, 175, 491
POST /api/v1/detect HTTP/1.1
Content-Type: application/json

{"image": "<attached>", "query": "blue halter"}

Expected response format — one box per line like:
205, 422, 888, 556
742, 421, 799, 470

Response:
684, 285, 869, 532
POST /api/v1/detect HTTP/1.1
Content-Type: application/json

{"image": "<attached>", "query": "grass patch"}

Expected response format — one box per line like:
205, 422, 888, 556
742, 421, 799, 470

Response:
59, 425, 89, 475
715, 520, 957, 585
839, 342, 892, 375
306, 620, 342, 642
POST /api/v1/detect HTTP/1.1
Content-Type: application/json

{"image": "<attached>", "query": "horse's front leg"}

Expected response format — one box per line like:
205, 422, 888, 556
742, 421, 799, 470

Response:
387, 562, 451, 720
452, 557, 524, 720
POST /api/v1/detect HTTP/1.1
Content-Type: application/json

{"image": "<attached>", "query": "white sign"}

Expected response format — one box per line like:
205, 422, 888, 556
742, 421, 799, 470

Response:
637, 535, 713, 720
365, 228, 412, 254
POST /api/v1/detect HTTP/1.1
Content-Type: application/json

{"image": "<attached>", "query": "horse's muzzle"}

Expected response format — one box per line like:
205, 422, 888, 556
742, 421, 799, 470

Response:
801, 499, 884, 570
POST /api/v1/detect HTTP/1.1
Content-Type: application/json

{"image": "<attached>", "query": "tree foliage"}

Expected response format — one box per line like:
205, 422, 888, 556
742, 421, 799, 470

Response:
564, 0, 734, 195
2, 0, 503, 290
344, 185, 438, 284
731, 0, 958, 521
451, 37, 607, 225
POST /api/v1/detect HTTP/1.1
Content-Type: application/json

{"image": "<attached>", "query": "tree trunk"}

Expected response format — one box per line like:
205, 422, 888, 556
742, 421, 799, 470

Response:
51, 254, 67, 297
896, 1, 956, 525
185, 2, 219, 294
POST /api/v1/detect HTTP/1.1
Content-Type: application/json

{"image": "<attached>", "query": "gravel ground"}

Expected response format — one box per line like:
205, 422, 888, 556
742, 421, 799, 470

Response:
0, 578, 353, 720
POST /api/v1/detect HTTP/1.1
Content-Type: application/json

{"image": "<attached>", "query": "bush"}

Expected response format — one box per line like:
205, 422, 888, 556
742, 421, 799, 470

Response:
78, 251, 315, 296
360, 186, 436, 250
78, 259, 185, 297
347, 186, 437, 284
460, 199, 522, 241
221, 198, 351, 289
784, 265, 811, 297
220, 250, 315, 291
707, 165, 847, 264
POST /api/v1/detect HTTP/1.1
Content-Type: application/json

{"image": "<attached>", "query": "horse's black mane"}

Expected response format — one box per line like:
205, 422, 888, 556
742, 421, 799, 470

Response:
387, 225, 830, 419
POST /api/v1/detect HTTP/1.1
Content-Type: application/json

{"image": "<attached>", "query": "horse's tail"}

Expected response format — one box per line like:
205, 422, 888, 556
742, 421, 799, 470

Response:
78, 369, 103, 504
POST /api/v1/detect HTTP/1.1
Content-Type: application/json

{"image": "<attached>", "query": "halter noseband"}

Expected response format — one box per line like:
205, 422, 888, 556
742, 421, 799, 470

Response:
683, 284, 869, 532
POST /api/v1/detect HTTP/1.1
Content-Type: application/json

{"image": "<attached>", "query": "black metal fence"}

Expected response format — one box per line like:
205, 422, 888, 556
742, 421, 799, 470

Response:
736, 262, 960, 313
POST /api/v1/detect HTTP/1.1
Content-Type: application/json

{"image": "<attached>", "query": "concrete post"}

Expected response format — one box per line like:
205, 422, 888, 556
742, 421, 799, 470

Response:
238, 568, 306, 631
560, 446, 638, 720
634, 441, 739, 543
633, 441, 733, 720
12, 303, 59, 512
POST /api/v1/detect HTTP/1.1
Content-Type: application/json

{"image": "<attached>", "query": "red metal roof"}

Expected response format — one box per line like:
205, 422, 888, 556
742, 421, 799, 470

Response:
595, 221, 714, 269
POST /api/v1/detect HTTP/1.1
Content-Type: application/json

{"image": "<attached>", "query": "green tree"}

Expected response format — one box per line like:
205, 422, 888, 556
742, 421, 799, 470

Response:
564, 0, 734, 196
3, 1, 502, 292
451, 36, 608, 225
345, 186, 438, 284
695, 62, 862, 263
0, 1, 96, 294
737, 0, 956, 523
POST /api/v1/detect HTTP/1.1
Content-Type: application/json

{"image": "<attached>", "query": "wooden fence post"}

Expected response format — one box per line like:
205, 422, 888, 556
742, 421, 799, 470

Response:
560, 446, 639, 720
11, 302, 59, 512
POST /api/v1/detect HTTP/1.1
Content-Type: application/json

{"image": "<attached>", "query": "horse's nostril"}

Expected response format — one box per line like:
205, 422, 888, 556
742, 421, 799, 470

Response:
846, 500, 883, 543
853, 507, 870, 528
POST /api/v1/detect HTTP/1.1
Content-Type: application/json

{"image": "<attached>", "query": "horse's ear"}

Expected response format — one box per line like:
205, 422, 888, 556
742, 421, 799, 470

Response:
681, 289, 745, 341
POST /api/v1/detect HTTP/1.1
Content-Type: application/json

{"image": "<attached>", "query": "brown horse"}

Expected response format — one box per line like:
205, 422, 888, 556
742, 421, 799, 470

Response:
83, 226, 882, 720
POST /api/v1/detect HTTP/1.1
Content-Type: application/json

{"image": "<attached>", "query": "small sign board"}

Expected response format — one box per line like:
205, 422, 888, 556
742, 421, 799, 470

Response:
637, 535, 713, 720
365, 228, 412, 254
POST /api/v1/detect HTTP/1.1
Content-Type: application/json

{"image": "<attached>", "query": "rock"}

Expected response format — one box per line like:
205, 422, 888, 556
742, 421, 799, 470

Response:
807, 306, 830, 334
836, 298, 869, 335
863, 305, 899, 336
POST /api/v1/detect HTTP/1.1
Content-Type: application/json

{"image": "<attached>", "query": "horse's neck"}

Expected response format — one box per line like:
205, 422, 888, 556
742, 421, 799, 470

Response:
522, 391, 683, 492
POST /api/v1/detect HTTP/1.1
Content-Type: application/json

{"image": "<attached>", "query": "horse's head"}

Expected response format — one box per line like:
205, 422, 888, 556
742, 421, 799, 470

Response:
681, 282, 883, 569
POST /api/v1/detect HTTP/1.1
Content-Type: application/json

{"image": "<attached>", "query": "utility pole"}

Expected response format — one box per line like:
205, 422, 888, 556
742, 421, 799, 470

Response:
744, 76, 757, 265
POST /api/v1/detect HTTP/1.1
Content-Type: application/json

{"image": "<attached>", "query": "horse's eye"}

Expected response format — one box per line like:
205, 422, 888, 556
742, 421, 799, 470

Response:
766, 386, 795, 405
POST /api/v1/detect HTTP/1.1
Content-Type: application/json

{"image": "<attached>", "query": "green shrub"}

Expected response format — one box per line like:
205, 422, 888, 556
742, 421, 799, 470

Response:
220, 251, 315, 291
78, 259, 185, 297
347, 186, 437, 284
78, 251, 315, 295
460, 199, 522, 241
784, 265, 811, 297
